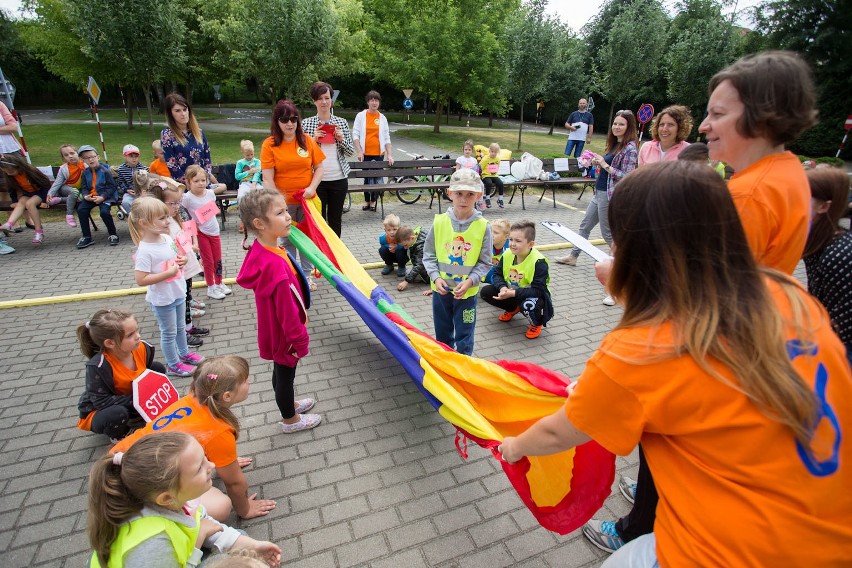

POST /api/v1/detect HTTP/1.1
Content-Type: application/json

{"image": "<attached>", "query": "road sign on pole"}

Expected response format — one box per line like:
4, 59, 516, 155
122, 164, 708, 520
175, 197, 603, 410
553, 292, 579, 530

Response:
403, 98, 414, 110
87, 77, 108, 163
87, 76, 101, 105
637, 103, 655, 144
402, 88, 414, 99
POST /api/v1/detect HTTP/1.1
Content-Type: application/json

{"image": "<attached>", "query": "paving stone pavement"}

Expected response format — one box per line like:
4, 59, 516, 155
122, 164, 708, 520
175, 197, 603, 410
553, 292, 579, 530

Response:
1, 182, 694, 567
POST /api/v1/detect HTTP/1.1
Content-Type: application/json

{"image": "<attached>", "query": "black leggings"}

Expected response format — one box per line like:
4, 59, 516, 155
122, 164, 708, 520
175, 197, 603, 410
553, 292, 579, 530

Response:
479, 284, 547, 325
616, 445, 658, 541
483, 177, 504, 197
316, 178, 348, 237
272, 362, 298, 420
91, 405, 132, 439
184, 277, 193, 326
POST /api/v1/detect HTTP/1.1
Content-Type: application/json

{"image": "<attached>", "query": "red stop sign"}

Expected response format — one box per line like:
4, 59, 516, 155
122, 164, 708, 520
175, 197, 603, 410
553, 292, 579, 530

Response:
133, 369, 179, 422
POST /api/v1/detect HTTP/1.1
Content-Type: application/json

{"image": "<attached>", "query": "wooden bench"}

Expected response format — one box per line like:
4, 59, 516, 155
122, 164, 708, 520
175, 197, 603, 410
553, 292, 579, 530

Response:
505, 158, 596, 210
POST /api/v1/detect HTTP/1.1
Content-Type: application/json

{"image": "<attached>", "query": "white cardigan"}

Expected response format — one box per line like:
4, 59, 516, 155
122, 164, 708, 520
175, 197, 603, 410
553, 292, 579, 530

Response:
352, 110, 391, 155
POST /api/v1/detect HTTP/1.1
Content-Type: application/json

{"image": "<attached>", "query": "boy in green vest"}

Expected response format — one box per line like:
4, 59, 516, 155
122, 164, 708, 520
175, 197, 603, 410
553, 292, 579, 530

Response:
479, 219, 553, 339
423, 169, 493, 355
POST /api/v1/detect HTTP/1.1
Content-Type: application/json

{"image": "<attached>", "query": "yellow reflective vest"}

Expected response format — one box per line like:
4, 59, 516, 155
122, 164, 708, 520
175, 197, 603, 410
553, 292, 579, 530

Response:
431, 214, 487, 299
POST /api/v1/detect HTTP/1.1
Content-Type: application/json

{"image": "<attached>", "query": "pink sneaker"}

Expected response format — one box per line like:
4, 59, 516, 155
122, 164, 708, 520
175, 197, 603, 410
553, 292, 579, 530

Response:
48, 197, 62, 206
32, 230, 44, 244
166, 362, 195, 377
180, 352, 205, 365
65, 214, 77, 228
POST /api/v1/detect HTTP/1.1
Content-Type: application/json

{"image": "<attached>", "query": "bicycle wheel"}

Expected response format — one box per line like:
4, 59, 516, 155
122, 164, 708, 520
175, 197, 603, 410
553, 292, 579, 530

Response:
395, 177, 422, 204
342, 191, 351, 213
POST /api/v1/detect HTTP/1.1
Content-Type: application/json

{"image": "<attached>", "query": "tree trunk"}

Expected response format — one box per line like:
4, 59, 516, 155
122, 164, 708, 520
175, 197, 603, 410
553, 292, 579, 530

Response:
433, 100, 443, 133
548, 114, 555, 135
458, 106, 462, 121
185, 82, 194, 106
446, 100, 449, 125
144, 84, 156, 139
489, 112, 493, 127
517, 101, 524, 149
126, 89, 134, 130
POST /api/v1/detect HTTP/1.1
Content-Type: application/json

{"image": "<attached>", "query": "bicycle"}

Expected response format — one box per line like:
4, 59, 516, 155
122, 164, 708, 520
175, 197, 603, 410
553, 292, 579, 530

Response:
393, 154, 453, 204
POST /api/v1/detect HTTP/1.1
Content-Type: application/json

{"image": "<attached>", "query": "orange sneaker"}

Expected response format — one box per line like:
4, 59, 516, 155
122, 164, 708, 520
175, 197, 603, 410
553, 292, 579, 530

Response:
525, 324, 542, 339
498, 307, 521, 322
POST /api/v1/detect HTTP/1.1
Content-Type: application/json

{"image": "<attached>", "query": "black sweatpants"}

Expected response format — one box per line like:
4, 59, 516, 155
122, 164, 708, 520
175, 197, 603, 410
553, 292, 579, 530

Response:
479, 284, 547, 325
616, 445, 658, 541
272, 362, 298, 420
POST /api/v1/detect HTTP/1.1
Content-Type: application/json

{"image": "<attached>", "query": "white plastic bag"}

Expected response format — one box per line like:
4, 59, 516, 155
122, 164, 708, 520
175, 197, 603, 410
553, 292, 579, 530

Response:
520, 152, 543, 180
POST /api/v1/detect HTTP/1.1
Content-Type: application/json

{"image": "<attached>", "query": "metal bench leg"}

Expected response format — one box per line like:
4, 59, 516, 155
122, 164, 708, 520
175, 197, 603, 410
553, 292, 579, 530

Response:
90, 216, 99, 232
509, 186, 517, 205
521, 185, 526, 210
379, 192, 384, 218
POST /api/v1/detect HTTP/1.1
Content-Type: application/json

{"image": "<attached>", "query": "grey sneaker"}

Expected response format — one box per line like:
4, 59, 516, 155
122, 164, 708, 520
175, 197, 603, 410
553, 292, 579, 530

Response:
619, 475, 637, 504
108, 235, 120, 246
556, 255, 577, 266
280, 413, 321, 433
76, 237, 94, 249
582, 520, 624, 554
0, 239, 14, 254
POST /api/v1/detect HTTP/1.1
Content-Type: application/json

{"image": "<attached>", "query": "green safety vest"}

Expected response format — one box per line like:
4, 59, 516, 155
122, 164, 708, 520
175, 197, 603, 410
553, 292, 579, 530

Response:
90, 507, 202, 568
501, 248, 550, 289
431, 214, 487, 299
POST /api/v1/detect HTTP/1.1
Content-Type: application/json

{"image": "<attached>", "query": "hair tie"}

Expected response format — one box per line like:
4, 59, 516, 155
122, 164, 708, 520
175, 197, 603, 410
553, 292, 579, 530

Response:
112, 452, 124, 466
85, 321, 91, 329
158, 181, 167, 189
207, 374, 218, 380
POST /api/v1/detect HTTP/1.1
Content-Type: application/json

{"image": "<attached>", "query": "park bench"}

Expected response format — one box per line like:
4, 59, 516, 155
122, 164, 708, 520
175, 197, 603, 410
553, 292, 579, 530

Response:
505, 158, 596, 210
346, 157, 457, 217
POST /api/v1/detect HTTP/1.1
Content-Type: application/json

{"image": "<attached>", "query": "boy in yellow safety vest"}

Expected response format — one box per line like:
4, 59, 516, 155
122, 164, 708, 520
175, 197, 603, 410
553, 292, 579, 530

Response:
479, 219, 553, 339
422, 169, 493, 355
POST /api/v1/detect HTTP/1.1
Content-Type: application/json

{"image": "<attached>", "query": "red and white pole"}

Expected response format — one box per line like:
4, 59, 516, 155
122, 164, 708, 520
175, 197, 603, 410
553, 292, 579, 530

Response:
92, 102, 109, 164
839, 115, 852, 159
10, 108, 30, 164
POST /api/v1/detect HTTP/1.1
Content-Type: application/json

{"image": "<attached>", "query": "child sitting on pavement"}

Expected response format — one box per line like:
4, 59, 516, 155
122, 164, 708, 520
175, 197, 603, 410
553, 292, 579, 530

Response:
46, 144, 85, 227
379, 213, 408, 276
117, 144, 149, 211
395, 224, 430, 292
423, 168, 493, 355
479, 219, 553, 339
484, 218, 510, 285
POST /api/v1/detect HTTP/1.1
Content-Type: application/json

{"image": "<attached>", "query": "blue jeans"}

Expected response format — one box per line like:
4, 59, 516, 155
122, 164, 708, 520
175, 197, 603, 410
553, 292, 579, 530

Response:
149, 297, 189, 368
77, 200, 117, 239
565, 139, 585, 158
432, 292, 477, 355
568, 189, 612, 259
379, 245, 409, 268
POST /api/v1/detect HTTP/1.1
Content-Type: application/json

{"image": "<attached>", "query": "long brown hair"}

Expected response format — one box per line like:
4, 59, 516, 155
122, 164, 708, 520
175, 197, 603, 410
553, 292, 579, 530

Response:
0, 152, 51, 190
164, 92, 202, 146
88, 432, 192, 567
189, 356, 248, 439
803, 168, 850, 257
270, 99, 306, 150
607, 161, 818, 445
605, 110, 638, 156
77, 309, 136, 359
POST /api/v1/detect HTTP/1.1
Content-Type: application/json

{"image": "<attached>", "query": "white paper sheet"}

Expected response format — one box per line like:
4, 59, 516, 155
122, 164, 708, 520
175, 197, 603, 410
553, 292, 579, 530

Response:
540, 221, 612, 262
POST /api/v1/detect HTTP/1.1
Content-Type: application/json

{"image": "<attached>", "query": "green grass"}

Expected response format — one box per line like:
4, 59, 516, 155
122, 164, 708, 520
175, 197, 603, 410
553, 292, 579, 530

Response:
20, 124, 267, 166
55, 109, 225, 122
397, 127, 606, 158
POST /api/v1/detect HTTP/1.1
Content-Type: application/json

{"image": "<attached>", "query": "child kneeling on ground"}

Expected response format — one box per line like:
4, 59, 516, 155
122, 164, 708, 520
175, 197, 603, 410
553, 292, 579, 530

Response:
378, 213, 408, 276
395, 224, 429, 292
479, 219, 553, 339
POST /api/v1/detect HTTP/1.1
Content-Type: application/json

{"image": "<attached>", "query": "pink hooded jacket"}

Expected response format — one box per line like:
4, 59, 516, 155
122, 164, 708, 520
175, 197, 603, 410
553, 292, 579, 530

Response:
237, 240, 310, 366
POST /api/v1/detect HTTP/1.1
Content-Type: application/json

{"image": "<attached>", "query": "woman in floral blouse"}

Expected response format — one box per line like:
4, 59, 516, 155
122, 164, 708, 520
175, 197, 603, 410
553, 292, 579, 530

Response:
161, 92, 213, 185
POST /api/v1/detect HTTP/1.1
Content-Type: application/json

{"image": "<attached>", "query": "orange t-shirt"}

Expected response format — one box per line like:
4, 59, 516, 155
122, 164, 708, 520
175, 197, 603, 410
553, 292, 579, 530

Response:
728, 151, 809, 274
364, 111, 381, 156
566, 277, 852, 567
89, 169, 98, 196
149, 158, 172, 178
66, 161, 85, 188
111, 394, 238, 468
13, 173, 36, 193
104, 343, 148, 396
260, 135, 325, 204
263, 244, 297, 275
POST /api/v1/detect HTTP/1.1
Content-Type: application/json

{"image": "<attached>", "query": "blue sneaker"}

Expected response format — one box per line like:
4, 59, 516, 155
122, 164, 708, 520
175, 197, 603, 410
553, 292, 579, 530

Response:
582, 520, 624, 553
0, 239, 14, 254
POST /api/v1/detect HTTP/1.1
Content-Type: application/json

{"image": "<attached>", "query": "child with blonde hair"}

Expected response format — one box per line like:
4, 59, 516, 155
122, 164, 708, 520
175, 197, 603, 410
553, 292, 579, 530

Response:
75, 308, 166, 441
129, 196, 204, 377
237, 189, 320, 434
478, 142, 505, 208
235, 140, 261, 200
379, 213, 408, 276
89, 431, 281, 567
111, 356, 278, 521
182, 164, 231, 300
485, 218, 510, 284
46, 144, 85, 227
148, 139, 172, 178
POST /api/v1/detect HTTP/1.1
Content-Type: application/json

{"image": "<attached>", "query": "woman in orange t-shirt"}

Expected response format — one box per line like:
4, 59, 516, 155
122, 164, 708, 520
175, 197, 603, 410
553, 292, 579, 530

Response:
500, 162, 852, 567
352, 90, 394, 211
75, 309, 166, 440
261, 99, 324, 286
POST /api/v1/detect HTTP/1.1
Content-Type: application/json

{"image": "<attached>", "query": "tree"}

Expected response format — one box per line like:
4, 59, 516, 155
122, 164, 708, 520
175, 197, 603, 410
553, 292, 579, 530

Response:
504, 0, 558, 148
172, 0, 234, 104
665, 0, 738, 115
752, 0, 852, 158
366, 0, 516, 133
238, 0, 336, 101
540, 27, 591, 135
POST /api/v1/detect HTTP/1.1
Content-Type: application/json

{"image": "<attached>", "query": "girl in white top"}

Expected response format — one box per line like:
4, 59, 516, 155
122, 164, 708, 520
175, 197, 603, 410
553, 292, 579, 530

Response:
129, 196, 204, 377
181, 165, 232, 300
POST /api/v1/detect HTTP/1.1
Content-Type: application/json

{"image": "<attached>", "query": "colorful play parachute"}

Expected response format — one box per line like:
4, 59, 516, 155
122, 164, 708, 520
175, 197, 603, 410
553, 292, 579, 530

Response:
289, 194, 614, 534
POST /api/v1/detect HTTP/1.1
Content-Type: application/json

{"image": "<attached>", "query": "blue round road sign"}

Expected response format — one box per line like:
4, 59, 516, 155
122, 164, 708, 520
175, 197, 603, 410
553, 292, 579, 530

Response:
403, 98, 414, 110
637, 104, 654, 124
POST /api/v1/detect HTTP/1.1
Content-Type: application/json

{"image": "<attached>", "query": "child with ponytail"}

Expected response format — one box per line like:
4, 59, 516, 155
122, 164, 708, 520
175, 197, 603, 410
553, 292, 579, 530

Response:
88, 431, 281, 567
111, 356, 277, 521
76, 308, 166, 441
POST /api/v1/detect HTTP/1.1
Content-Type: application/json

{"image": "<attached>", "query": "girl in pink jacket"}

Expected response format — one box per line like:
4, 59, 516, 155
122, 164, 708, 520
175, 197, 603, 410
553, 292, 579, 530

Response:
236, 188, 321, 434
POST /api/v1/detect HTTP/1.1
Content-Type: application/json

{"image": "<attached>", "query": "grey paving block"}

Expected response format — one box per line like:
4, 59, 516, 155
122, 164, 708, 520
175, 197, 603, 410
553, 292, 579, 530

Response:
299, 522, 353, 555
370, 547, 430, 568
458, 544, 515, 568
385, 517, 438, 551
422, 531, 476, 565
335, 534, 390, 568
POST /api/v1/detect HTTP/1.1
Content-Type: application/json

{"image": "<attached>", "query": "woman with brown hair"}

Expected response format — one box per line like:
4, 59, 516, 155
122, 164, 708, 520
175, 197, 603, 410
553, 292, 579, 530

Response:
637, 104, 693, 166
260, 99, 324, 288
804, 167, 852, 364
500, 161, 852, 567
